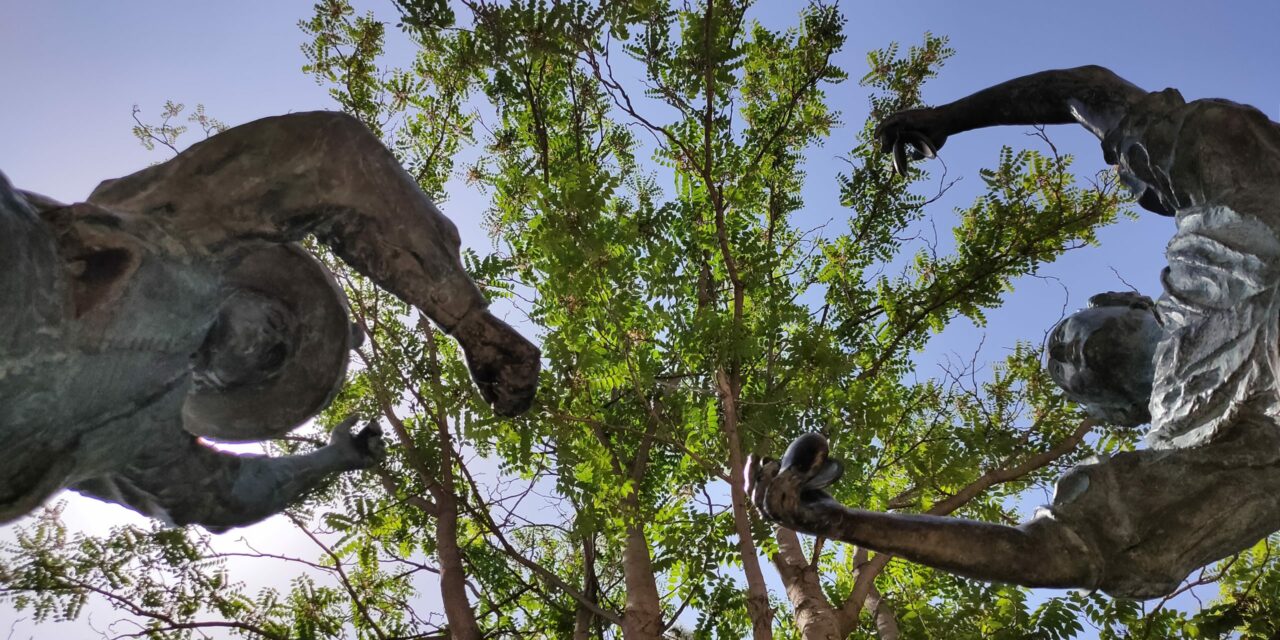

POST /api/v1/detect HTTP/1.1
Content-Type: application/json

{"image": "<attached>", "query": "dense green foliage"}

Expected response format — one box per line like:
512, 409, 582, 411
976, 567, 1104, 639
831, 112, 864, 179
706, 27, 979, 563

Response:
7, 1, 1280, 638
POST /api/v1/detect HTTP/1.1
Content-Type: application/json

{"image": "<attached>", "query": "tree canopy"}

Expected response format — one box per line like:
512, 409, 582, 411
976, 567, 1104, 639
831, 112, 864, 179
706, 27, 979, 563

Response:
5, 1, 1280, 638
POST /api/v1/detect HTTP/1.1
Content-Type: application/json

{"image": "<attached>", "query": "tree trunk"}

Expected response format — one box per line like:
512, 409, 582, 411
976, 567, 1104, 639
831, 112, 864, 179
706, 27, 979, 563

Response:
433, 422, 482, 640
434, 489, 480, 639
573, 532, 601, 640
620, 514, 665, 639
772, 527, 842, 640
865, 586, 900, 640
717, 369, 775, 640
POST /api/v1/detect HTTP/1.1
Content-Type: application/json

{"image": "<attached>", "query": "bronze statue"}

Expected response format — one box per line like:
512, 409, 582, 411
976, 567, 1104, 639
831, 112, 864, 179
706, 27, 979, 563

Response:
0, 111, 540, 532
748, 66, 1280, 599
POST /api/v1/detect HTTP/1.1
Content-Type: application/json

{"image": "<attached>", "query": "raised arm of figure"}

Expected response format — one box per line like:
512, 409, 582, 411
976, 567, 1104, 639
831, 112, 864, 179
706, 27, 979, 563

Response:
86, 112, 538, 415
876, 65, 1147, 173
71, 417, 384, 533
743, 435, 1098, 591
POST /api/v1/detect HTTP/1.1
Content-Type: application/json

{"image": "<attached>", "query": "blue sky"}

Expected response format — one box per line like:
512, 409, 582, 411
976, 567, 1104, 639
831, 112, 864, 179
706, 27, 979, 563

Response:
4, 0, 1280, 634
7, 0, 1278, 364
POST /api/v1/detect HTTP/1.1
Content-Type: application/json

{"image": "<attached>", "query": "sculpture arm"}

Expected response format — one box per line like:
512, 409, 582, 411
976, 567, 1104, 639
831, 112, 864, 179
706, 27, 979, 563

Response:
86, 112, 538, 415
876, 66, 1148, 176
72, 418, 383, 533
743, 448, 1098, 591
946, 65, 1141, 134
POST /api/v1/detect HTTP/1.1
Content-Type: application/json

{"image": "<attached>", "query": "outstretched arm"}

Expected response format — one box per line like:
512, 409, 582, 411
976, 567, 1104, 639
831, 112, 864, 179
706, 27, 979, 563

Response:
876, 65, 1147, 171
744, 435, 1099, 591
87, 112, 538, 415
72, 417, 384, 533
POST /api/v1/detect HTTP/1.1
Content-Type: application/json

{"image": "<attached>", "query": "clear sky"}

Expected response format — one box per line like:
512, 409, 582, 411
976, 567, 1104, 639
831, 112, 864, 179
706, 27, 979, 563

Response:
4, 0, 1280, 635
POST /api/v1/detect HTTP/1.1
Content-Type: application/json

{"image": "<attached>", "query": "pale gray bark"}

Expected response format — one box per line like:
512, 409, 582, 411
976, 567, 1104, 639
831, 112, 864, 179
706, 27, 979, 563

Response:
621, 519, 664, 639
431, 416, 481, 640
717, 369, 775, 640
573, 532, 601, 640
865, 585, 899, 640
771, 527, 842, 640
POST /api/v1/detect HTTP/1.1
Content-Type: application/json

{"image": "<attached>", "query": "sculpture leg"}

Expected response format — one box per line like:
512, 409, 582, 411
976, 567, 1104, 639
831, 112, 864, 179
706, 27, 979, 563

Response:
86, 112, 538, 415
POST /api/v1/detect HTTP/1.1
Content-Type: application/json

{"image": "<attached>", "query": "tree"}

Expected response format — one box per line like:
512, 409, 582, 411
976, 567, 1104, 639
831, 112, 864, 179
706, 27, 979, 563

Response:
7, 1, 1280, 638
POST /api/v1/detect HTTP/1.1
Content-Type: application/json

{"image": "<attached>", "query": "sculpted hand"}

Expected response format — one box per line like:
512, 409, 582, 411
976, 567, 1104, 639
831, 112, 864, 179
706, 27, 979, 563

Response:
745, 433, 845, 535
327, 415, 386, 470
874, 107, 949, 176
452, 311, 541, 417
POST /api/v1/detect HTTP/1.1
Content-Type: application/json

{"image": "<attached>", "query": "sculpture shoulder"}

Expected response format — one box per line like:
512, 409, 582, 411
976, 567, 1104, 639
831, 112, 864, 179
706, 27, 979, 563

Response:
1104, 90, 1280, 217
15, 189, 68, 214
1173, 98, 1280, 221
29, 199, 225, 345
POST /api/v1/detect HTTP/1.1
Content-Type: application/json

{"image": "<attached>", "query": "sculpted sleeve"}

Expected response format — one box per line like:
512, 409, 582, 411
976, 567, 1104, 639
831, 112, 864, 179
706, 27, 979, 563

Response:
1106, 92, 1280, 447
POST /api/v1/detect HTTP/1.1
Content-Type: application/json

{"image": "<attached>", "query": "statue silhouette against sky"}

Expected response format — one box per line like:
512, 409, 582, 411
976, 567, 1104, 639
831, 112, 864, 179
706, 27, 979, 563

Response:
749, 66, 1280, 598
0, 111, 540, 532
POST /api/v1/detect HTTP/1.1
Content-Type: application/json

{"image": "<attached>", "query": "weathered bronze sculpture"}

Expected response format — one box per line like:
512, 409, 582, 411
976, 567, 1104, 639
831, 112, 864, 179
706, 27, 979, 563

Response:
0, 111, 540, 532
748, 65, 1280, 598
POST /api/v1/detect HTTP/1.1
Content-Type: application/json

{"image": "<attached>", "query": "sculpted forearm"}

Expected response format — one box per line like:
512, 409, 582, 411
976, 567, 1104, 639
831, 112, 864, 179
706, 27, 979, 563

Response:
213, 447, 361, 529
783, 501, 1094, 589
187, 420, 385, 531
88, 111, 486, 331
746, 434, 1099, 592
73, 419, 384, 532
877, 66, 1149, 169
940, 65, 1145, 135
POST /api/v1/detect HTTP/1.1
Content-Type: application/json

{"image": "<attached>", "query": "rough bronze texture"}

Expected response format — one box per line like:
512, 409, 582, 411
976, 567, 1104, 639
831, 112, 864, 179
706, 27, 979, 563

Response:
749, 66, 1280, 599
0, 111, 539, 532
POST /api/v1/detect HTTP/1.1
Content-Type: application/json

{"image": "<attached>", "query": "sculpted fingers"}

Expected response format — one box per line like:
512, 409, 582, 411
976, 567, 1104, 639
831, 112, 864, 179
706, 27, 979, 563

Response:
780, 432, 844, 492
745, 433, 850, 535
874, 111, 909, 153
746, 455, 781, 519
455, 311, 541, 417
762, 466, 808, 525
745, 452, 809, 525
748, 433, 848, 534
328, 414, 362, 447
890, 130, 941, 176
874, 108, 948, 176
353, 421, 386, 465
892, 131, 939, 175
327, 416, 385, 469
